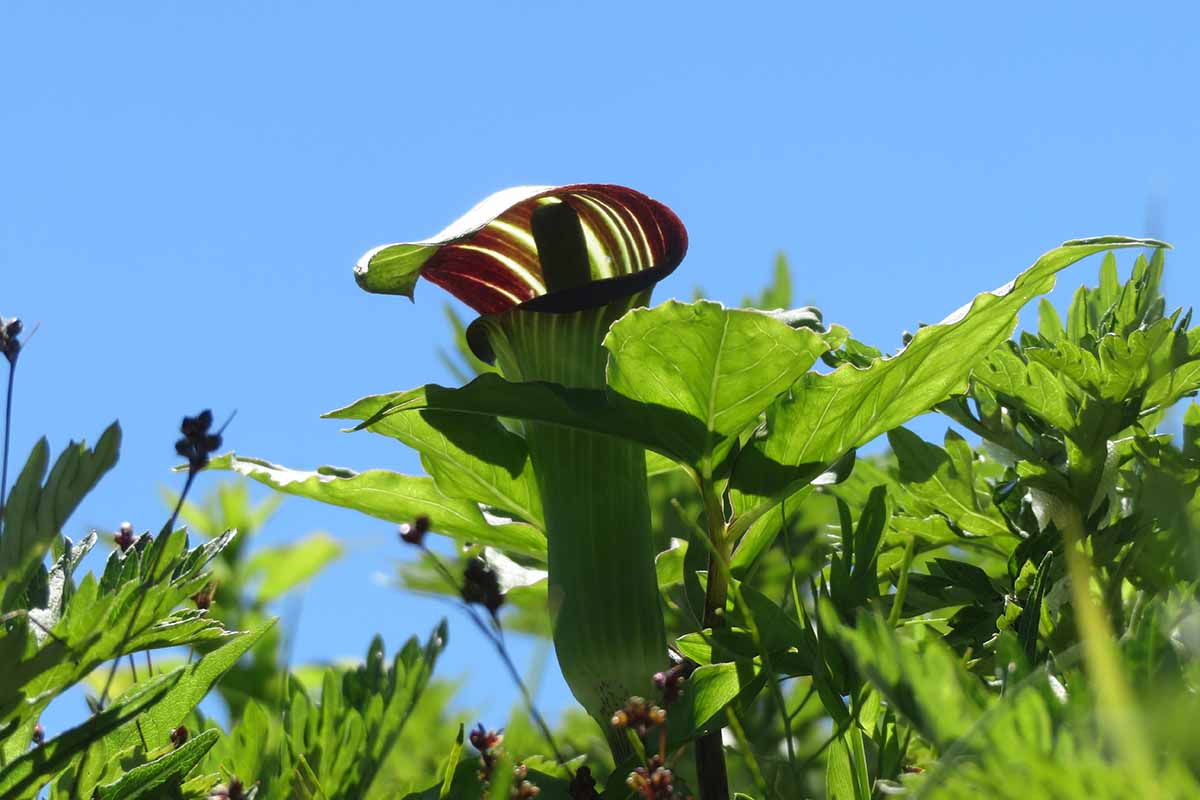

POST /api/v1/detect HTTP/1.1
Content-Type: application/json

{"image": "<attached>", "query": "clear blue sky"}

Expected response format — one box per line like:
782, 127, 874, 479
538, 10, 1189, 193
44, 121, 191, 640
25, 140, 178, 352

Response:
4, 2, 1198, 735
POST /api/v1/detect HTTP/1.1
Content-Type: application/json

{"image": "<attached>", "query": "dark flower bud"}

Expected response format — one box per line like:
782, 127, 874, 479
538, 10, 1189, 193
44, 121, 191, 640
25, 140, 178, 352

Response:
176, 409, 224, 470
568, 766, 600, 800
398, 515, 431, 546
462, 557, 504, 619
170, 725, 188, 748
114, 521, 136, 552
192, 583, 216, 610
0, 316, 22, 364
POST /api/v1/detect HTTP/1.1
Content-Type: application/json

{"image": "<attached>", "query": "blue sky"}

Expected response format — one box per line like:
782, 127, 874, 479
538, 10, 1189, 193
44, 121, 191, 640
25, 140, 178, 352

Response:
4, 2, 1198, 735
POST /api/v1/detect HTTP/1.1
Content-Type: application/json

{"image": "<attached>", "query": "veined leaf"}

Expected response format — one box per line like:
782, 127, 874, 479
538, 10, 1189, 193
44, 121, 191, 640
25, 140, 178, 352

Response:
0, 670, 173, 800
104, 620, 274, 754
326, 393, 543, 528
974, 347, 1078, 432
207, 453, 546, 558
604, 300, 830, 476
339, 374, 686, 468
94, 728, 220, 800
728, 237, 1164, 567
888, 428, 1010, 538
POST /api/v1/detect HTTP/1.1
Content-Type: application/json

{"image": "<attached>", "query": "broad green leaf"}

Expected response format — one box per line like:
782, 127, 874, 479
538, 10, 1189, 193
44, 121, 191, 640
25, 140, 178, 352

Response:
94, 728, 219, 800
728, 237, 1164, 566
105, 619, 274, 753
326, 393, 543, 527
888, 428, 1010, 537
247, 533, 343, 603
604, 300, 829, 475
337, 374, 678, 467
973, 347, 1078, 432
665, 661, 760, 747
207, 454, 546, 558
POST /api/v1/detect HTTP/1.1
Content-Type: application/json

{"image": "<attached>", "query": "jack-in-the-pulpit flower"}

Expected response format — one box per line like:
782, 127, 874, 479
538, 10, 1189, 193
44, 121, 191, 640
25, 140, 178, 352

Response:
356, 185, 687, 755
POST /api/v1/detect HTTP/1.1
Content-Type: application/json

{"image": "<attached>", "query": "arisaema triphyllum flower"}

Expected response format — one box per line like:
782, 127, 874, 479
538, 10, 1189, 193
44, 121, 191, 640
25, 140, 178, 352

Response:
356, 185, 687, 754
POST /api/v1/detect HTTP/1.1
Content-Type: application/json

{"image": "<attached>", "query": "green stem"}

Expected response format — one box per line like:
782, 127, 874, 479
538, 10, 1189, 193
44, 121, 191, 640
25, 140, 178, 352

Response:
887, 536, 916, 627
482, 297, 666, 757
1055, 499, 1157, 794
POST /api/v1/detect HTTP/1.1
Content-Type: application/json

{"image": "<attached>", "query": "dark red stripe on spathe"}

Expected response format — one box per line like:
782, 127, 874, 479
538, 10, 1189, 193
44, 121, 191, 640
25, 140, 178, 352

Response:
423, 250, 539, 314
415, 184, 688, 316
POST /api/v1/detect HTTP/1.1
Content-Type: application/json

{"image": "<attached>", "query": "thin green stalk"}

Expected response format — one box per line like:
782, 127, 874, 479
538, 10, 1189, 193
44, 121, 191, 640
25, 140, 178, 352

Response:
1056, 500, 1157, 794
724, 706, 774, 800
887, 536, 915, 627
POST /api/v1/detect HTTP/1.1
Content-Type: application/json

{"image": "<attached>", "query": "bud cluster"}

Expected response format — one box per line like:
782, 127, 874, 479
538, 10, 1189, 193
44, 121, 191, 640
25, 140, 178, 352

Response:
469, 724, 540, 798
170, 725, 189, 748
462, 556, 504, 619
0, 316, 22, 365
653, 661, 691, 706
114, 521, 136, 552
175, 410, 222, 471
208, 777, 246, 800
398, 514, 431, 546
567, 765, 600, 800
192, 582, 217, 610
626, 754, 677, 799
610, 696, 667, 738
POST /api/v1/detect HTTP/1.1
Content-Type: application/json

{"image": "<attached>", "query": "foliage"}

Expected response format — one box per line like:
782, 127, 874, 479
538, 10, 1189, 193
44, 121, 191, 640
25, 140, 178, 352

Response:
6, 226, 1200, 800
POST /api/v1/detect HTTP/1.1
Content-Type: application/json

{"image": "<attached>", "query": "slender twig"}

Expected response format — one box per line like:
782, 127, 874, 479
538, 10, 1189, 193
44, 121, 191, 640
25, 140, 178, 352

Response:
417, 544, 572, 775
0, 359, 16, 533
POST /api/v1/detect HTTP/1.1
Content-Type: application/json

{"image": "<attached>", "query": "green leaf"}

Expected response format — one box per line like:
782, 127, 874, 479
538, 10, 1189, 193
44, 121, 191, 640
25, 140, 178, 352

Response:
337, 374, 676, 466
439, 725, 464, 800
0, 423, 120, 610
94, 728, 220, 800
665, 661, 759, 747
104, 619, 274, 754
888, 428, 1010, 537
973, 347, 1078, 432
247, 533, 343, 603
821, 606, 987, 749
604, 300, 829, 475
326, 393, 543, 527
728, 237, 1163, 568
0, 670, 173, 800
207, 454, 546, 558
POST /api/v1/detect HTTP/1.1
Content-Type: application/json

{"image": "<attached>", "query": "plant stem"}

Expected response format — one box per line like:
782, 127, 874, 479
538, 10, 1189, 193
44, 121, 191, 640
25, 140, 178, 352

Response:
96, 469, 197, 709
0, 360, 16, 534
695, 480, 731, 800
420, 546, 571, 774
1056, 499, 1158, 795
887, 535, 915, 627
